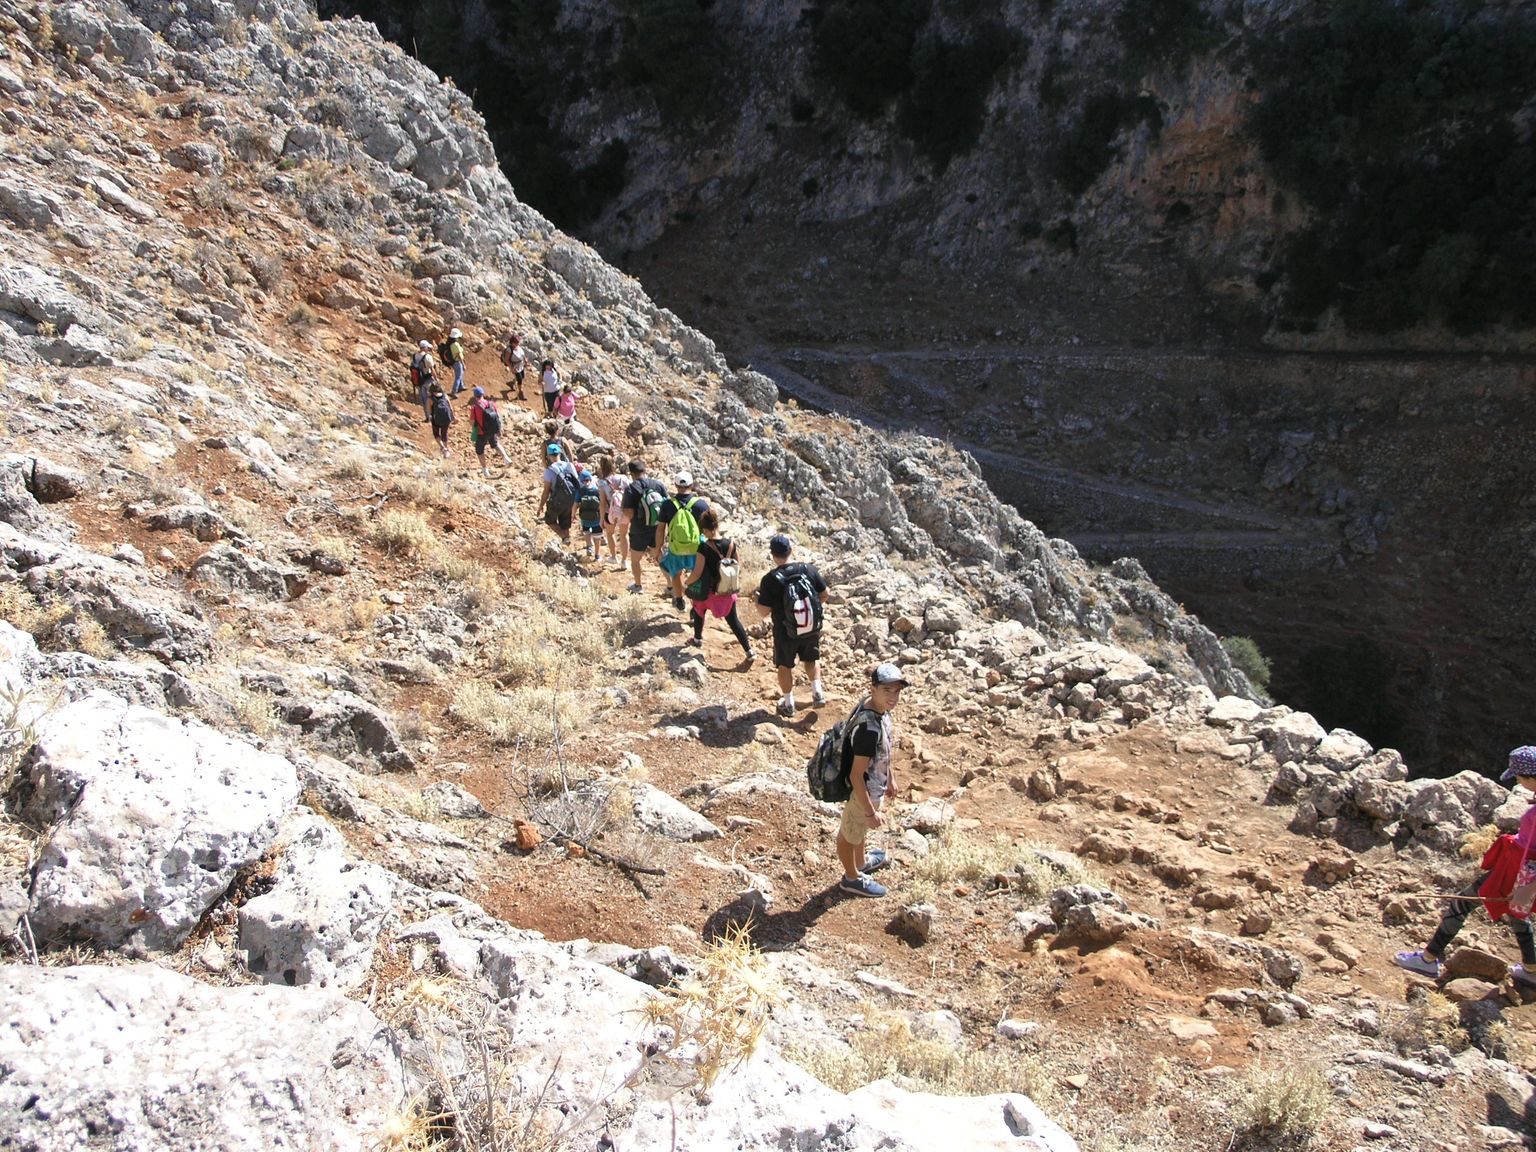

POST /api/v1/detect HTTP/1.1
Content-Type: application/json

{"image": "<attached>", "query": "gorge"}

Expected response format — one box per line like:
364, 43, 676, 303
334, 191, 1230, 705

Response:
321, 0, 1536, 775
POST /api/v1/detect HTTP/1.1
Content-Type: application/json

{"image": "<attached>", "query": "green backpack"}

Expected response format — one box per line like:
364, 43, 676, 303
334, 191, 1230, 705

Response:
666, 496, 701, 556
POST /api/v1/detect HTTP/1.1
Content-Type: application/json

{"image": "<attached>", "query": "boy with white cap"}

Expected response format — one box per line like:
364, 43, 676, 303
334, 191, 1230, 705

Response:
835, 662, 909, 898
655, 471, 708, 611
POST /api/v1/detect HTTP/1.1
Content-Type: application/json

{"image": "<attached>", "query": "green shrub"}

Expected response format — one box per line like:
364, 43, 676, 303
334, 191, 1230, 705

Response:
1220, 635, 1271, 696
898, 23, 1024, 170
1115, 0, 1215, 77
1249, 1, 1536, 331
808, 0, 931, 118
615, 0, 720, 127
1051, 89, 1161, 196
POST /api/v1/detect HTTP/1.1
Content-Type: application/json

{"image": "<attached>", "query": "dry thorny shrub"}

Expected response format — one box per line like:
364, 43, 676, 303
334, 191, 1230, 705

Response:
377, 926, 780, 1149
903, 829, 1098, 904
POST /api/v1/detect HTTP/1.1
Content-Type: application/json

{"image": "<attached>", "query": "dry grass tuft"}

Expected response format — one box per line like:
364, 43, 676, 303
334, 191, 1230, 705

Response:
1459, 823, 1498, 861
391, 473, 460, 511
787, 1007, 1052, 1102
449, 681, 586, 750
1236, 1061, 1333, 1145
904, 832, 1095, 904
642, 921, 780, 1098
1385, 990, 1470, 1055
371, 510, 441, 560
328, 445, 374, 481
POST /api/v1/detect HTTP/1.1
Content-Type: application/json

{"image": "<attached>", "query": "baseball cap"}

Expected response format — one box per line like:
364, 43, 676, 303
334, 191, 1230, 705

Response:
546, 444, 562, 456
675, 470, 693, 487
1502, 745, 1536, 782
419, 339, 431, 350
769, 534, 793, 557
471, 386, 484, 397
872, 663, 909, 688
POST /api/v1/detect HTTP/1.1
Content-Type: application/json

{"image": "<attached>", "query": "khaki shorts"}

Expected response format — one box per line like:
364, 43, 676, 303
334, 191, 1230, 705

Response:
839, 797, 879, 847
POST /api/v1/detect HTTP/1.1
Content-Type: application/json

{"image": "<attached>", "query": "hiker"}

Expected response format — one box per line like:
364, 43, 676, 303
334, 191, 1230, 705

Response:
683, 506, 753, 664
754, 533, 828, 718
655, 471, 709, 610
619, 459, 668, 594
553, 382, 577, 422
539, 419, 576, 468
1394, 745, 1536, 986
834, 664, 908, 899
540, 358, 560, 415
411, 339, 437, 422
427, 382, 453, 458
468, 387, 510, 476
501, 332, 527, 400
597, 456, 629, 569
444, 327, 466, 395
577, 467, 605, 561
536, 444, 580, 545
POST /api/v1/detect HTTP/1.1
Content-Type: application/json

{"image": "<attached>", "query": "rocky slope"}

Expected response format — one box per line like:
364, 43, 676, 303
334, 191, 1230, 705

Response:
0, 3, 1533, 1151
322, 0, 1536, 775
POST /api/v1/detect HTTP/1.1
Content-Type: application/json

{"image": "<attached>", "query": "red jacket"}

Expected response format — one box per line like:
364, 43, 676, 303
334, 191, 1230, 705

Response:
1479, 834, 1532, 921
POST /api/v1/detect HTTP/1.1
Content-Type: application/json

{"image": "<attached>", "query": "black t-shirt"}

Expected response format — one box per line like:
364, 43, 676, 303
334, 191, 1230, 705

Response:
841, 705, 887, 777
657, 494, 709, 529
689, 536, 736, 598
621, 477, 667, 541
755, 562, 827, 630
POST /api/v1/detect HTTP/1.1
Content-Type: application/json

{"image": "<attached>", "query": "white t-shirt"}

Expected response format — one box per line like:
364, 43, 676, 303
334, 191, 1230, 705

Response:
541, 367, 560, 394
509, 347, 525, 373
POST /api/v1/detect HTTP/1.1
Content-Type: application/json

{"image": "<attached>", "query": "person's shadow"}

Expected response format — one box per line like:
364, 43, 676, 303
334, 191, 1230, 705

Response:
702, 884, 845, 951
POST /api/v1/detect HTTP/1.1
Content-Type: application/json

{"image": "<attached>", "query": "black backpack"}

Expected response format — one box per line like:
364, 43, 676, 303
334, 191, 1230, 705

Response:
430, 393, 453, 427
578, 482, 602, 522
479, 400, 502, 437
548, 462, 579, 512
438, 339, 455, 365
781, 567, 822, 637
806, 705, 879, 803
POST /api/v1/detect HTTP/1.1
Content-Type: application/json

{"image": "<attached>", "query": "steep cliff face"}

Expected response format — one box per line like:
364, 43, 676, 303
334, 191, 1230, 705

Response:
321, 0, 1536, 772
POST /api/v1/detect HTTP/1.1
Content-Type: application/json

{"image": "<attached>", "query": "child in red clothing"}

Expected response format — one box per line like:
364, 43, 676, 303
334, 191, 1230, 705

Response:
1394, 745, 1536, 984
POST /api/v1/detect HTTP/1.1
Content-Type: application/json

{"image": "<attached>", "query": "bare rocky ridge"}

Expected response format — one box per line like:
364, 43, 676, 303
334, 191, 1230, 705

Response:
0, 3, 1532, 1151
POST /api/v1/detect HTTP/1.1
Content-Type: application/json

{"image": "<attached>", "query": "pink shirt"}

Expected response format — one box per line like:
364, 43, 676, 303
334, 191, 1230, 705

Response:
554, 392, 575, 420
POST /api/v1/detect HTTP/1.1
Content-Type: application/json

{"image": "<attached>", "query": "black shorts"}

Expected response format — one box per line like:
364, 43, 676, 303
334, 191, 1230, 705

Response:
544, 506, 573, 532
628, 525, 654, 553
772, 628, 821, 669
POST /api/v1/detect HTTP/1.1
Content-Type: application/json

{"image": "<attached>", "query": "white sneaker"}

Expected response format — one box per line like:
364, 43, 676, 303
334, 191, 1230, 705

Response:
1511, 963, 1536, 988
811, 685, 826, 706
1393, 950, 1440, 978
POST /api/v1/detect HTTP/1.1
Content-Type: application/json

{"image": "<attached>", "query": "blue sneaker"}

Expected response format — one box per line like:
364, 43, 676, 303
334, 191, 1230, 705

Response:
860, 849, 889, 874
839, 874, 887, 898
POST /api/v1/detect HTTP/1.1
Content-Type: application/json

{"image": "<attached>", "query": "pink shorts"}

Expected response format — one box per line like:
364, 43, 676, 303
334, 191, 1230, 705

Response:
692, 592, 738, 618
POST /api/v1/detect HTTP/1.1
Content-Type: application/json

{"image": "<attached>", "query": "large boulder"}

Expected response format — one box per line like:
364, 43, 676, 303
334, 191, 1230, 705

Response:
0, 964, 408, 1151
1403, 772, 1508, 853
848, 1079, 1078, 1152
238, 816, 394, 990
11, 692, 299, 952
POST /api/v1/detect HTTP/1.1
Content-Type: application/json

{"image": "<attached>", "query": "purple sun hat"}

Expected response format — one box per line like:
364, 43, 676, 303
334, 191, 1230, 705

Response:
1501, 746, 1536, 783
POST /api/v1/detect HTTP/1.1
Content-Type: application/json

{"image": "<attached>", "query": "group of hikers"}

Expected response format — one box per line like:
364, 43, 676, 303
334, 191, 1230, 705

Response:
408, 329, 574, 475
404, 328, 1536, 925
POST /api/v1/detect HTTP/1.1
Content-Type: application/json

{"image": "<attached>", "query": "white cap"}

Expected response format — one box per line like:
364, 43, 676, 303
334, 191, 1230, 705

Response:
418, 339, 431, 350
449, 327, 461, 339
675, 471, 693, 487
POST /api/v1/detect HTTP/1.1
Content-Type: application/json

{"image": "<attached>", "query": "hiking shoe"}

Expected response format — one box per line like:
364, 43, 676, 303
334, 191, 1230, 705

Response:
839, 874, 887, 898
1393, 950, 1441, 978
673, 596, 685, 610
776, 699, 796, 719
811, 686, 826, 706
742, 649, 757, 668
627, 583, 644, 593
860, 848, 889, 874
1511, 964, 1536, 988
687, 637, 703, 648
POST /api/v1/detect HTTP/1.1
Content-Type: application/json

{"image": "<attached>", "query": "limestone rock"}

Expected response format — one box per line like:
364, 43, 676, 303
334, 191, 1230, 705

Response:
0, 964, 407, 1151
847, 1080, 1079, 1152
12, 692, 298, 952
628, 781, 721, 841
1403, 771, 1508, 852
190, 542, 308, 600
238, 816, 394, 990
